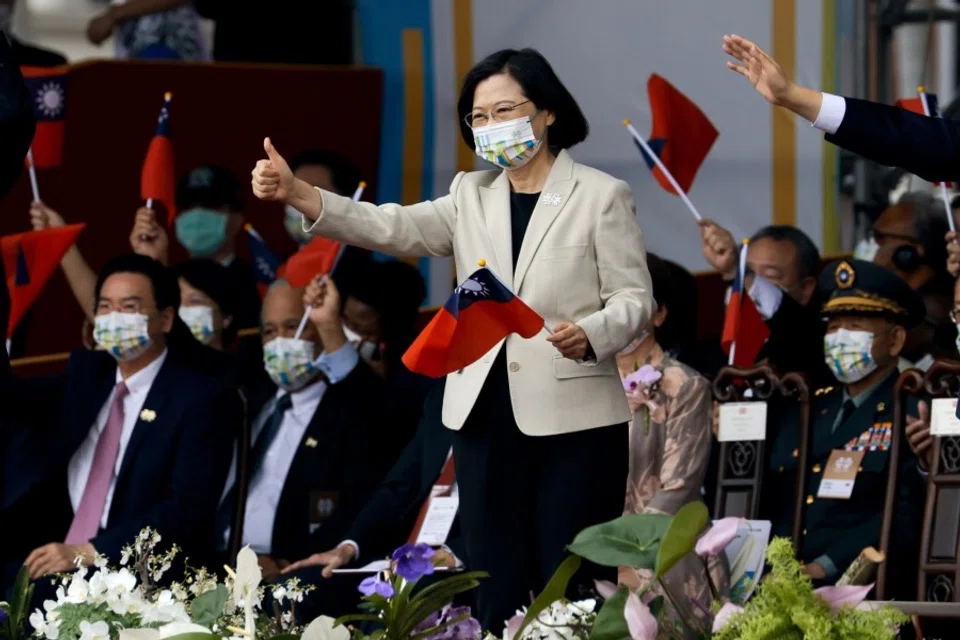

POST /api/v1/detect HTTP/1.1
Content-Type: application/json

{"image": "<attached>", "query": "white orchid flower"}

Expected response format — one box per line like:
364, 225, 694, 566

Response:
78, 620, 110, 640
157, 622, 214, 638
227, 547, 262, 638
302, 616, 350, 640
119, 630, 160, 640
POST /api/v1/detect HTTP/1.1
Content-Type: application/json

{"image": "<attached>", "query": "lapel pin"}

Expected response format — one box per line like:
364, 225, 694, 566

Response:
876, 402, 885, 412
541, 192, 563, 206
305, 437, 318, 448
139, 409, 157, 422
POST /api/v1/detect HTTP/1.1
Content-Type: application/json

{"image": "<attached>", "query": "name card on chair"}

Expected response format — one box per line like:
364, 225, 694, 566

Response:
930, 398, 960, 436
718, 402, 767, 442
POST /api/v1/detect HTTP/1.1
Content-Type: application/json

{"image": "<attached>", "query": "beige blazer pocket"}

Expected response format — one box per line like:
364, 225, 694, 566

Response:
553, 355, 617, 379
539, 244, 588, 261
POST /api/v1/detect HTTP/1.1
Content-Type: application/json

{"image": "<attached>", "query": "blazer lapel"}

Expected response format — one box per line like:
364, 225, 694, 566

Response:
513, 150, 578, 291
479, 171, 513, 289
116, 358, 176, 483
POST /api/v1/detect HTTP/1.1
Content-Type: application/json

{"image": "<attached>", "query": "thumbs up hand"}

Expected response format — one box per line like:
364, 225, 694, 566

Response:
252, 137, 295, 203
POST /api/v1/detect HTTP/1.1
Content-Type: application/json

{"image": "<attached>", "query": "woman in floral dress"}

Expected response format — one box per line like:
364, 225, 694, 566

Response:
616, 254, 728, 632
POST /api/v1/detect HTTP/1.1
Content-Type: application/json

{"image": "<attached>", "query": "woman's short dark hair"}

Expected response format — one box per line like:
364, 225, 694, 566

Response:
174, 259, 239, 345
457, 48, 589, 153
95, 254, 180, 314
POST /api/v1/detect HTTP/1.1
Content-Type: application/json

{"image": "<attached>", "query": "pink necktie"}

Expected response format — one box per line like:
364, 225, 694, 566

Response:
65, 381, 129, 544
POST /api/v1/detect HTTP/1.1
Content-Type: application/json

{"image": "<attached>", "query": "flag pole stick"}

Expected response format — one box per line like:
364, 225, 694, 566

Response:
26, 149, 40, 202
623, 120, 702, 222
294, 181, 366, 341
918, 87, 957, 233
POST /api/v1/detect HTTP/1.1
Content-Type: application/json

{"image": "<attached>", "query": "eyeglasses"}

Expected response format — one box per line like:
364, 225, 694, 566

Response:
465, 100, 533, 128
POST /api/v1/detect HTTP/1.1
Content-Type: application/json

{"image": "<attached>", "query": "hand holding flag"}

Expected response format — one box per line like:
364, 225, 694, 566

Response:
129, 207, 169, 263
720, 240, 770, 367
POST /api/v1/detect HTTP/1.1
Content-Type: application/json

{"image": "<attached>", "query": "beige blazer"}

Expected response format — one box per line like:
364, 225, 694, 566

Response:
304, 150, 653, 436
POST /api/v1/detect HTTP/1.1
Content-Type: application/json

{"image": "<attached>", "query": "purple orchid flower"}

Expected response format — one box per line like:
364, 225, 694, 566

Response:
712, 602, 744, 632
358, 572, 395, 598
622, 364, 662, 393
814, 584, 874, 612
391, 543, 436, 582
695, 517, 741, 557
414, 604, 481, 640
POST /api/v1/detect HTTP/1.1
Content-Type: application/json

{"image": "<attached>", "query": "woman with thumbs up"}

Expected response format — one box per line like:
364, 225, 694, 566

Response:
252, 48, 653, 628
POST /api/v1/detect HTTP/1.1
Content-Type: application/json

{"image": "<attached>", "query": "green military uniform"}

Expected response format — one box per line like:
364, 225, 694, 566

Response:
763, 259, 927, 586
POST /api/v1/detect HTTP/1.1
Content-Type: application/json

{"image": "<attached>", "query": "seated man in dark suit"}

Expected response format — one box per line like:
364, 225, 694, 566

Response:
215, 276, 386, 579
1, 255, 236, 592
723, 34, 960, 183
278, 377, 463, 620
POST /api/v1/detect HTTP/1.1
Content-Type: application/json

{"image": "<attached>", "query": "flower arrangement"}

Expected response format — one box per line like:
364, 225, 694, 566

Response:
622, 365, 661, 434
512, 502, 908, 640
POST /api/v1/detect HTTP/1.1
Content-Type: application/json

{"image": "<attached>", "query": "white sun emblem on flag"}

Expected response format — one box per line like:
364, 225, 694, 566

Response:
458, 277, 490, 298
35, 82, 64, 118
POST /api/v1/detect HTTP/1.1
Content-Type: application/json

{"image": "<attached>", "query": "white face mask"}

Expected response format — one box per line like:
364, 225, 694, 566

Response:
472, 115, 543, 169
853, 236, 880, 262
94, 312, 154, 362
823, 328, 878, 384
343, 323, 379, 360
179, 305, 215, 345
263, 336, 320, 391
284, 204, 313, 246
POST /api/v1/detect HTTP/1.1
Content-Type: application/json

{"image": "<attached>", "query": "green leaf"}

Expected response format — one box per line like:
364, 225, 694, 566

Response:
394, 572, 486, 637
514, 556, 581, 640
654, 502, 708, 579
568, 514, 672, 568
647, 595, 665, 619
189, 584, 229, 627
587, 587, 629, 640
265, 635, 300, 640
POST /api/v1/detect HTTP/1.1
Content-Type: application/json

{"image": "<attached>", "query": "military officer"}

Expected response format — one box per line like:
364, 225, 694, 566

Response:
763, 259, 926, 591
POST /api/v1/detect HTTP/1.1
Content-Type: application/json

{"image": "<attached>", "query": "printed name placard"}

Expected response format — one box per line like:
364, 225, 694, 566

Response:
817, 450, 865, 499
415, 496, 459, 546
930, 398, 960, 436
718, 402, 767, 442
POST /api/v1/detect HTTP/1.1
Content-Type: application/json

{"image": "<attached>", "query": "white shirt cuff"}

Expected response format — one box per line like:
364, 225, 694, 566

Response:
812, 93, 846, 135
748, 276, 784, 321
338, 540, 359, 560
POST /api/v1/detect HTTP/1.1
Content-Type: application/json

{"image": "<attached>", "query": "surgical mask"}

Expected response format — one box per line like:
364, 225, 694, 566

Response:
853, 236, 880, 262
175, 208, 228, 258
823, 328, 878, 384
263, 336, 320, 391
343, 324, 380, 360
472, 115, 543, 169
179, 305, 215, 345
618, 329, 650, 356
94, 312, 154, 361
284, 204, 312, 246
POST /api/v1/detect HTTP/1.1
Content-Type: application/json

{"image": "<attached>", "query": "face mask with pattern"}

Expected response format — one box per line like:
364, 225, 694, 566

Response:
179, 305, 215, 345
94, 312, 154, 361
472, 115, 544, 169
823, 328, 878, 384
263, 336, 320, 391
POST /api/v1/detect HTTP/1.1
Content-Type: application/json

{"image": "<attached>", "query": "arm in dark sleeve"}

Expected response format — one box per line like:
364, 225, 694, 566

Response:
826, 97, 960, 183
92, 385, 237, 560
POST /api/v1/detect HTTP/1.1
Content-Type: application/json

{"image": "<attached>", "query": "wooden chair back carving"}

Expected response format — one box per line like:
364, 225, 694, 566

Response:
912, 360, 960, 603
712, 365, 811, 550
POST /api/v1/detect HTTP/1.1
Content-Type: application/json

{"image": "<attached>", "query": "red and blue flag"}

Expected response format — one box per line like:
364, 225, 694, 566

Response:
279, 236, 344, 288
245, 225, 282, 296
21, 66, 68, 169
402, 266, 543, 378
636, 73, 718, 195
720, 244, 769, 368
141, 92, 176, 226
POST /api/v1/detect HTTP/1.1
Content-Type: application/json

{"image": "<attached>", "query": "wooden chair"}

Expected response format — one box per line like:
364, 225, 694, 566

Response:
910, 360, 960, 603
712, 364, 812, 550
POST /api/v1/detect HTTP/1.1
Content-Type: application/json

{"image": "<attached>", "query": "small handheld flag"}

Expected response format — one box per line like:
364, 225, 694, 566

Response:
141, 92, 176, 227
2, 224, 85, 338
720, 240, 769, 367
245, 224, 282, 296
21, 66, 68, 170
898, 86, 956, 232
401, 265, 543, 378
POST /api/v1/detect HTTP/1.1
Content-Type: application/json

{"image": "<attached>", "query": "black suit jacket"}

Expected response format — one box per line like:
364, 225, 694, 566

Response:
826, 96, 960, 183
344, 379, 464, 562
2, 348, 237, 564
243, 360, 387, 562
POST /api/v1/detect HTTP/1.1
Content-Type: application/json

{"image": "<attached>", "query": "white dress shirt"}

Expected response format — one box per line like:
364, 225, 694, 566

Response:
67, 349, 168, 529
222, 379, 327, 554
811, 92, 847, 135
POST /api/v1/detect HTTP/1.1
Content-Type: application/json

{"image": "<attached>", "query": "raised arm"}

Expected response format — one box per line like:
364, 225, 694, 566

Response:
252, 138, 456, 258
29, 202, 97, 321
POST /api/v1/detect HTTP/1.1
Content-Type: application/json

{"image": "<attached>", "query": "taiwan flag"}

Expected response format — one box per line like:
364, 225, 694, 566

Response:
21, 66, 68, 168
2, 224, 85, 338
141, 93, 176, 226
402, 267, 544, 378
721, 244, 769, 368
245, 225, 281, 296
636, 73, 718, 195
896, 91, 953, 187
279, 236, 343, 288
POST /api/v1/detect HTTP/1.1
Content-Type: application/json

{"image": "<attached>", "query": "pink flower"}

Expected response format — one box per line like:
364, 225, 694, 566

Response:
594, 580, 618, 600
712, 602, 744, 632
814, 584, 874, 612
695, 518, 741, 557
624, 592, 658, 640
622, 365, 661, 392
505, 614, 523, 640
